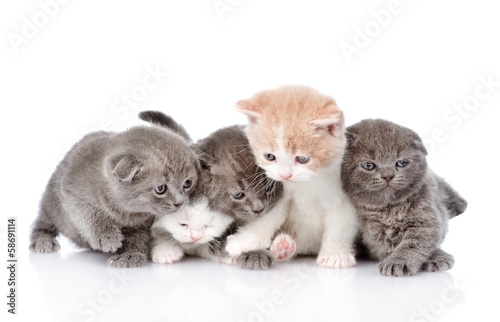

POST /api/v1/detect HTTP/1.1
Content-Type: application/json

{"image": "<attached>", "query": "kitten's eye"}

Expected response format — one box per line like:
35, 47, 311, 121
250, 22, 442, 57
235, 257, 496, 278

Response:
154, 184, 168, 195
296, 156, 310, 164
396, 160, 408, 168
179, 223, 188, 228
264, 153, 276, 161
233, 192, 246, 200
361, 163, 376, 171
183, 179, 192, 189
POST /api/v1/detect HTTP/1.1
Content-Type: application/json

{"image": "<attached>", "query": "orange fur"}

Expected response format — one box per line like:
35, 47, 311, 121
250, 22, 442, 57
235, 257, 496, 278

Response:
236, 85, 346, 172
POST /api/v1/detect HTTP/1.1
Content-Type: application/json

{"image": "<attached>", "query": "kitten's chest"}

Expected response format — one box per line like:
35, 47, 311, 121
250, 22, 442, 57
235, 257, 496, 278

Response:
360, 205, 411, 257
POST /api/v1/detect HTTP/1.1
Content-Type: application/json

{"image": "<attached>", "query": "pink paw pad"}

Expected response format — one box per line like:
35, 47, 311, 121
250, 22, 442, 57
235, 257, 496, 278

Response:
270, 234, 296, 260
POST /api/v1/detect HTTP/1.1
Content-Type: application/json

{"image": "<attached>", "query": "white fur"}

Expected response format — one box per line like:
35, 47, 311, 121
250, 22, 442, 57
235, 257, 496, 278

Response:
152, 198, 234, 263
285, 164, 359, 267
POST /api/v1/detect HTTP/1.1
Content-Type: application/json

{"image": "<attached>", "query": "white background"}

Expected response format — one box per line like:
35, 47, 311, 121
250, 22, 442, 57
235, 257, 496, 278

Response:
1, 0, 499, 321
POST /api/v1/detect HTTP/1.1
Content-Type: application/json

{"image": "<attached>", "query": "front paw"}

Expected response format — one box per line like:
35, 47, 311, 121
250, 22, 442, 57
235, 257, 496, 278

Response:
225, 232, 269, 257
237, 250, 276, 270
421, 249, 455, 272
378, 257, 420, 277
89, 229, 123, 253
207, 239, 229, 257
316, 252, 356, 268
270, 234, 296, 260
151, 244, 184, 264
108, 252, 147, 268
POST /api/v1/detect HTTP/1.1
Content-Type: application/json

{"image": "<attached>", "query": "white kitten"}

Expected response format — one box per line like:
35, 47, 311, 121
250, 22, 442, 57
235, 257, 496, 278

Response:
151, 198, 235, 264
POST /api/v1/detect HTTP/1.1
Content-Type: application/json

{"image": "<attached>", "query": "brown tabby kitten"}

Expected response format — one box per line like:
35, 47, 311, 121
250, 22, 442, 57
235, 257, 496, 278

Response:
341, 119, 467, 277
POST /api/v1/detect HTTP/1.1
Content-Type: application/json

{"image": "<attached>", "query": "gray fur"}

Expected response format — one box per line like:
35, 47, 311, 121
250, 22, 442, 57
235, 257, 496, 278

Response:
140, 111, 284, 269
237, 249, 276, 270
341, 119, 467, 276
31, 125, 200, 267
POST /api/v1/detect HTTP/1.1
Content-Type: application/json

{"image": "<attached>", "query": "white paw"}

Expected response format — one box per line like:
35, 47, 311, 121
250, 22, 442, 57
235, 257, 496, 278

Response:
217, 256, 237, 265
225, 232, 269, 257
270, 234, 296, 260
152, 243, 184, 264
316, 253, 356, 268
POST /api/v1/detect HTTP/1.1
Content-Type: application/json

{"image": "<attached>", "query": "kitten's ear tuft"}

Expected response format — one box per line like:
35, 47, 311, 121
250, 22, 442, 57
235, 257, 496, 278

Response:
345, 130, 357, 146
110, 154, 143, 182
235, 99, 262, 125
415, 137, 428, 156
310, 110, 344, 137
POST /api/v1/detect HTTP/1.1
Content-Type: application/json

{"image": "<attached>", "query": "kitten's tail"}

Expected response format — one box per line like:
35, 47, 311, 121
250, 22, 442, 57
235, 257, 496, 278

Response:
437, 177, 468, 218
139, 110, 191, 141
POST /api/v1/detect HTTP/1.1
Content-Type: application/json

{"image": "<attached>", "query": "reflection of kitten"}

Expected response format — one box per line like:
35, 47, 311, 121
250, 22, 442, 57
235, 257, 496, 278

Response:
341, 119, 467, 276
234, 85, 358, 268
141, 111, 286, 269
30, 125, 199, 267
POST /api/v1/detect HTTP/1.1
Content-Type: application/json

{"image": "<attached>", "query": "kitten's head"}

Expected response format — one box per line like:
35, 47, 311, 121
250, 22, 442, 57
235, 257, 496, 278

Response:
194, 125, 284, 222
236, 85, 346, 183
161, 199, 233, 244
341, 119, 428, 206
106, 126, 200, 217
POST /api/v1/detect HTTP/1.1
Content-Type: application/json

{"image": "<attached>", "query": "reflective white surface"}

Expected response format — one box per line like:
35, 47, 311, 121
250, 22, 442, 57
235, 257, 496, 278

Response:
13, 229, 495, 322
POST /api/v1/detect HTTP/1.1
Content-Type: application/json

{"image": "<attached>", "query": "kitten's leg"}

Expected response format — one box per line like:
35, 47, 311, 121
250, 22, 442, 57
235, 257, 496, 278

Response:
30, 208, 60, 253
378, 225, 440, 277
317, 195, 359, 268
237, 250, 276, 270
207, 222, 238, 258
225, 199, 288, 257
108, 221, 153, 268
269, 233, 296, 261
151, 237, 184, 264
421, 249, 455, 272
65, 202, 124, 253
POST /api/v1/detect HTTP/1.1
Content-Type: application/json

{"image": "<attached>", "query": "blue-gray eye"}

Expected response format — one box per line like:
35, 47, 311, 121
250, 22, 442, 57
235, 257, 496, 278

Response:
264, 153, 276, 161
296, 156, 310, 164
362, 163, 376, 171
183, 180, 192, 189
396, 160, 408, 168
154, 184, 167, 195
233, 192, 245, 200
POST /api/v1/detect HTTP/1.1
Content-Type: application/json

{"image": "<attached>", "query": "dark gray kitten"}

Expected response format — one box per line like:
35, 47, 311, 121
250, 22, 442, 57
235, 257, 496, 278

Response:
140, 111, 284, 269
30, 125, 200, 268
341, 119, 467, 277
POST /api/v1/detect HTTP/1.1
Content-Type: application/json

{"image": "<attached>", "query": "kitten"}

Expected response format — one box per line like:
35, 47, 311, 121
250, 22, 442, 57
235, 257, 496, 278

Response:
151, 198, 235, 264
234, 85, 359, 268
140, 111, 285, 269
341, 119, 467, 276
30, 125, 200, 268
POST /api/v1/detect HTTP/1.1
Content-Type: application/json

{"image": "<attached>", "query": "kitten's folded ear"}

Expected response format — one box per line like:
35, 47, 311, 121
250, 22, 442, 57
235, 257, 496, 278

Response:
109, 154, 143, 182
309, 109, 344, 137
413, 136, 428, 156
345, 130, 357, 146
235, 99, 261, 125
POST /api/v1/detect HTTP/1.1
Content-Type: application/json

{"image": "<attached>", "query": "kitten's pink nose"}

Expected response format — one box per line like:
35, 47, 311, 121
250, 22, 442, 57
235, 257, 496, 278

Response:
280, 174, 292, 180
191, 236, 201, 242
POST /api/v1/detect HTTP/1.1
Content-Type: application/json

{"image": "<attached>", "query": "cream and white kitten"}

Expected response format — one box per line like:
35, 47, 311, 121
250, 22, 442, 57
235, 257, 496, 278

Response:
226, 85, 359, 268
151, 198, 235, 264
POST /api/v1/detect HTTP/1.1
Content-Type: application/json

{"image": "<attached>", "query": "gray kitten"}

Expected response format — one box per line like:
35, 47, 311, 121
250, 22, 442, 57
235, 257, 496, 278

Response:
30, 125, 200, 268
140, 111, 284, 269
341, 119, 467, 277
